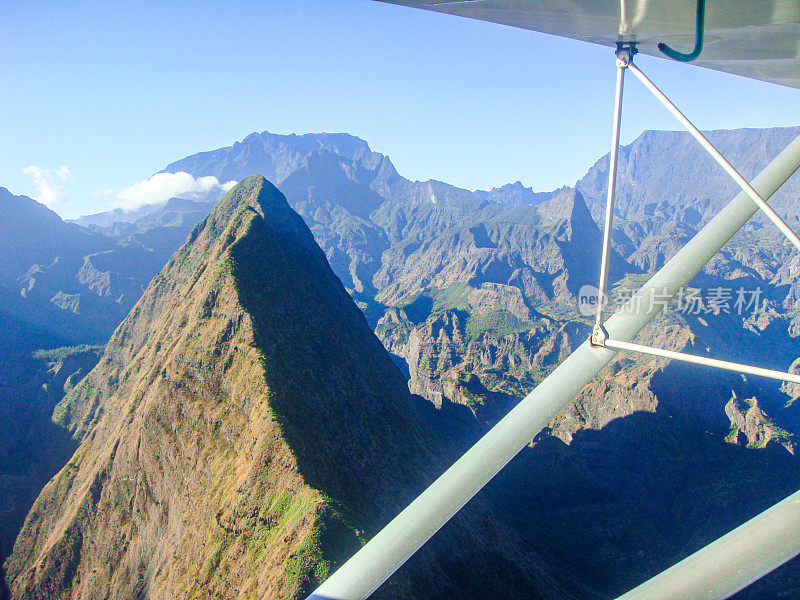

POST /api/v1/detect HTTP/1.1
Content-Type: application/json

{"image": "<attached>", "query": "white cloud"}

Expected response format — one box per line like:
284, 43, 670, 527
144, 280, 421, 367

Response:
23, 165, 72, 208
108, 172, 238, 211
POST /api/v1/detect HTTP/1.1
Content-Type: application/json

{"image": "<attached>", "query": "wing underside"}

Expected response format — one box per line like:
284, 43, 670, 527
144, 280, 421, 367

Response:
379, 0, 800, 89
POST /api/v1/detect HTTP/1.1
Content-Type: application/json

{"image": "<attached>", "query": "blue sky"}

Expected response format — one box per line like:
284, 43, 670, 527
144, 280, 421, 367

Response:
2, 0, 799, 219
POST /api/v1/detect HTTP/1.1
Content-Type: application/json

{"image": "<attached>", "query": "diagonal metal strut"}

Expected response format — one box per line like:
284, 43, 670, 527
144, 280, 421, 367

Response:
594, 48, 628, 332
615, 488, 800, 600
604, 338, 800, 385
305, 117, 800, 600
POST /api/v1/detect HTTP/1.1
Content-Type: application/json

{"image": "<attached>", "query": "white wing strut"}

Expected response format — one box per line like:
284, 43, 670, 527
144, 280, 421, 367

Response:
616, 489, 800, 600
305, 122, 800, 599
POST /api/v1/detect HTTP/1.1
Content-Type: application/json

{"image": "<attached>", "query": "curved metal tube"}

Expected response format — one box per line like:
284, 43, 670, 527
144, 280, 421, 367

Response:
658, 0, 705, 62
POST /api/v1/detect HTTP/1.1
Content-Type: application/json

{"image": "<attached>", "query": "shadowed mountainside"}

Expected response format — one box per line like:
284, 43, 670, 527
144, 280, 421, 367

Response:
6, 176, 574, 600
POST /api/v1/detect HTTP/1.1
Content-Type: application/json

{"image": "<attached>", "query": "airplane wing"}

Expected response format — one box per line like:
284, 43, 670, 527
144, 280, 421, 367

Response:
378, 1, 800, 89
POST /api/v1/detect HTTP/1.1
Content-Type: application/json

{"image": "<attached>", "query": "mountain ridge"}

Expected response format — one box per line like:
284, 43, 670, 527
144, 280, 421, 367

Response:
7, 175, 571, 600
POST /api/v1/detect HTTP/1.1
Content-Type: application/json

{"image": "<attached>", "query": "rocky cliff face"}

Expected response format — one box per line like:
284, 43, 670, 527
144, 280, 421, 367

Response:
0, 189, 212, 578
162, 132, 376, 187
0, 188, 201, 345
6, 176, 570, 600
372, 187, 626, 426
576, 127, 800, 270
0, 329, 99, 582
577, 127, 800, 222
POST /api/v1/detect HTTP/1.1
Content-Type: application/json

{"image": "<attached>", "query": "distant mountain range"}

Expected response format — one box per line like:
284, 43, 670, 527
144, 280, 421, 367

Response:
578, 127, 800, 270
72, 194, 222, 233
2, 127, 800, 599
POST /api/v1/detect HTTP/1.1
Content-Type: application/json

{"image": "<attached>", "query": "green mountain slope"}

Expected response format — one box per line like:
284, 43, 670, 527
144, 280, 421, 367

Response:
6, 176, 571, 600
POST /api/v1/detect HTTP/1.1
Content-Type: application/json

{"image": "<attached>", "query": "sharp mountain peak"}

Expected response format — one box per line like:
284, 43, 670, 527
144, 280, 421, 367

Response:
7, 174, 566, 600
